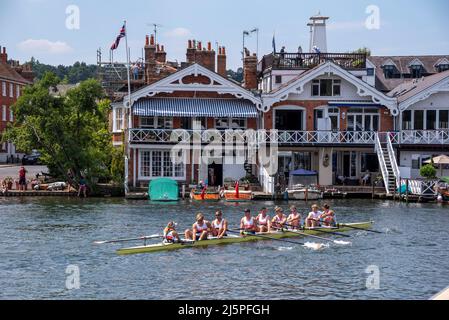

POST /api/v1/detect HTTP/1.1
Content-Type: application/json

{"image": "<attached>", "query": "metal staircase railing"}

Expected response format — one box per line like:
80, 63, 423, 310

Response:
375, 133, 390, 194
386, 133, 400, 191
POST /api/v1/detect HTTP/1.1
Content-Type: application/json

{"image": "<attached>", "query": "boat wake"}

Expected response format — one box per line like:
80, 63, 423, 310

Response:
303, 242, 329, 251
277, 246, 294, 251
333, 240, 352, 246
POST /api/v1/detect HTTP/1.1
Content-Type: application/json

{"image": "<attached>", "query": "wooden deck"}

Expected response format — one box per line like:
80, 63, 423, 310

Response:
1, 190, 77, 197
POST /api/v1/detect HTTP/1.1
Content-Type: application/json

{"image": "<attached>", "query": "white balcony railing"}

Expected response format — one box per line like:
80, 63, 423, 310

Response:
129, 129, 449, 145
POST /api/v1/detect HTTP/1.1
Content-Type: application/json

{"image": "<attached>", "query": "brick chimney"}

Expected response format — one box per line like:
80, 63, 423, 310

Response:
155, 44, 166, 63
217, 46, 227, 77
0, 46, 7, 64
185, 40, 215, 72
144, 35, 157, 84
243, 50, 258, 90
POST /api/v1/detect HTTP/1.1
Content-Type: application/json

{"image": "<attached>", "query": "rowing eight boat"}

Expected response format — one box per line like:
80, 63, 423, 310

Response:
116, 221, 373, 255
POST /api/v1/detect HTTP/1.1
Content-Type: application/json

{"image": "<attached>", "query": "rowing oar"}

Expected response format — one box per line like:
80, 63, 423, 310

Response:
93, 234, 163, 245
277, 225, 351, 245
302, 220, 351, 238
338, 223, 383, 234
226, 229, 306, 245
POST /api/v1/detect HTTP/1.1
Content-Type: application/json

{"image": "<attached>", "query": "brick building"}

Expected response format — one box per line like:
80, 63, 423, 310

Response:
0, 46, 33, 162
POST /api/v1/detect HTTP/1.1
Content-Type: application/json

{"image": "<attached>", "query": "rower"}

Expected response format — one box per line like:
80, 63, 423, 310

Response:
240, 209, 256, 235
271, 206, 287, 230
185, 213, 211, 241
255, 207, 271, 233
305, 204, 322, 228
320, 204, 336, 227
211, 210, 228, 239
287, 205, 302, 230
163, 221, 181, 243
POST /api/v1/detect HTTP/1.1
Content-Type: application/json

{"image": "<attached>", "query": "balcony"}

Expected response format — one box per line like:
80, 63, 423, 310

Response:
129, 129, 449, 145
271, 52, 367, 70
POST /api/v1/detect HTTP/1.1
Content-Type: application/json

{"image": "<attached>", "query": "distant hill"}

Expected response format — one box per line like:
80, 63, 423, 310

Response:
28, 58, 98, 84
28, 57, 243, 85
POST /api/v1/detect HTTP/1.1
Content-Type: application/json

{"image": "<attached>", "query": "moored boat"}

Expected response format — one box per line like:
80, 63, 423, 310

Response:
148, 178, 179, 201
190, 189, 221, 201
223, 190, 253, 202
116, 221, 373, 255
287, 185, 323, 200
286, 169, 322, 201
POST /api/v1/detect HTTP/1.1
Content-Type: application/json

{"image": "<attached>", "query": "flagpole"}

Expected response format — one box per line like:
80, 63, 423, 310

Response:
124, 19, 132, 194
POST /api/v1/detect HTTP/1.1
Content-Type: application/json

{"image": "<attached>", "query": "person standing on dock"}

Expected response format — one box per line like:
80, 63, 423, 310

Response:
78, 177, 87, 198
211, 210, 228, 239
287, 206, 302, 230
18, 166, 27, 191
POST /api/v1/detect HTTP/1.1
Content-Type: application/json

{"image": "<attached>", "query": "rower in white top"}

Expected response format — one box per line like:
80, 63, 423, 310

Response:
255, 207, 271, 233
287, 205, 302, 230
271, 206, 287, 230
211, 210, 228, 239
305, 204, 322, 228
240, 209, 257, 235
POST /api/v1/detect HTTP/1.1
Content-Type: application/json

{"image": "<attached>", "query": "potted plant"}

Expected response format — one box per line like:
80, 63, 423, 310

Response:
420, 164, 437, 180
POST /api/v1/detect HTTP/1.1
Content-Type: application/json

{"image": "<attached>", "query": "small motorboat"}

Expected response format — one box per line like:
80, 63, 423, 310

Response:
285, 169, 323, 201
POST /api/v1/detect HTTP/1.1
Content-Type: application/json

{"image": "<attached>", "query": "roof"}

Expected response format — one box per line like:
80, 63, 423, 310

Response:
133, 98, 259, 118
368, 55, 449, 92
0, 61, 30, 84
388, 69, 449, 104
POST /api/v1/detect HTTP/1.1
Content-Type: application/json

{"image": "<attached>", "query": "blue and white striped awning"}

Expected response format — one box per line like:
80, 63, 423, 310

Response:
133, 98, 259, 118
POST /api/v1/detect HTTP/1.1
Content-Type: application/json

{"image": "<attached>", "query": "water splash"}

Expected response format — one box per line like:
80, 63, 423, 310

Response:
334, 240, 352, 246
303, 242, 329, 251
277, 246, 293, 251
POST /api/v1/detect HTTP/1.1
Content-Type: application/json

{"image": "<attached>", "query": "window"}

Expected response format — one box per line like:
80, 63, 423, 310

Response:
215, 117, 246, 129
411, 155, 420, 170
414, 110, 424, 130
10, 109, 13, 122
311, 79, 341, 97
2, 105, 6, 121
140, 150, 185, 179
16, 86, 20, 98
383, 65, 395, 79
410, 66, 423, 78
439, 110, 449, 129
438, 64, 449, 72
9, 83, 13, 98
2, 82, 5, 96
426, 110, 436, 130
366, 68, 374, 76
402, 110, 412, 130
347, 108, 379, 131
275, 75, 282, 84
114, 108, 124, 132
139, 116, 173, 129
361, 153, 379, 172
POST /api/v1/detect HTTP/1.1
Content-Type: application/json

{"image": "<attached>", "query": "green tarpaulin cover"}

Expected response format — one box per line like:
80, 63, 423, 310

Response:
148, 178, 179, 201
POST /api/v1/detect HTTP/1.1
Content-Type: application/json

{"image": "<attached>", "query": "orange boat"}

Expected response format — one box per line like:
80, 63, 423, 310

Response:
190, 189, 221, 201
223, 190, 253, 202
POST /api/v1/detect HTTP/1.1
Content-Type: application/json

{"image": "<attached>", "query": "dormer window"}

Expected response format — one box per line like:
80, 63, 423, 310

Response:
383, 65, 396, 79
410, 65, 423, 78
437, 64, 449, 73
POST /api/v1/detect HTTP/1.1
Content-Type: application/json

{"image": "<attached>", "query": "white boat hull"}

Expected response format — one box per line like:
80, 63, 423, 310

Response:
287, 190, 322, 200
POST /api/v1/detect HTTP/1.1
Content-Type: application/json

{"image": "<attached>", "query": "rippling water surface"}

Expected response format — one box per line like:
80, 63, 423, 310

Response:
0, 197, 448, 299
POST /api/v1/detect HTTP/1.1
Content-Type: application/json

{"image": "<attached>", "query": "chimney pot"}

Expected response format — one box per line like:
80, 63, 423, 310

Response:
198, 42, 202, 50
145, 35, 149, 46
2, 47, 5, 54
188, 40, 192, 49
150, 35, 155, 46
207, 42, 212, 51
157, 44, 160, 52
161, 45, 165, 52
222, 47, 226, 55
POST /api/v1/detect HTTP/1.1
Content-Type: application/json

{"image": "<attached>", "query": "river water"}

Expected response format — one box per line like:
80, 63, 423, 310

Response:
0, 197, 448, 300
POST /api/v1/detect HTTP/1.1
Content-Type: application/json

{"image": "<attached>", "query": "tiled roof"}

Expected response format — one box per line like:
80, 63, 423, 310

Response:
0, 61, 30, 84
368, 55, 449, 92
388, 69, 449, 104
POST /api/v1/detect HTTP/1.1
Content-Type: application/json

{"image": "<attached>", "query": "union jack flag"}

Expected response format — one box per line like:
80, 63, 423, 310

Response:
110, 24, 126, 51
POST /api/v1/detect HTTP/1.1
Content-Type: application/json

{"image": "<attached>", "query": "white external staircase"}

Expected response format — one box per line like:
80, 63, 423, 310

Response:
375, 133, 400, 194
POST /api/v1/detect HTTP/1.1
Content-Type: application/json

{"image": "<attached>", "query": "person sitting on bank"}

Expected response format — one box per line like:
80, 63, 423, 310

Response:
78, 177, 87, 198
306, 204, 322, 228
163, 221, 181, 243
361, 172, 371, 186
287, 205, 302, 230
255, 207, 271, 233
211, 210, 228, 239
320, 204, 336, 227
185, 213, 211, 241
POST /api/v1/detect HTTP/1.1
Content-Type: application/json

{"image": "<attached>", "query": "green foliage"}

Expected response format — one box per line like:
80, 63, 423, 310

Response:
420, 164, 437, 179
352, 47, 371, 56
28, 58, 98, 84
2, 72, 113, 186
227, 68, 244, 83
111, 144, 125, 184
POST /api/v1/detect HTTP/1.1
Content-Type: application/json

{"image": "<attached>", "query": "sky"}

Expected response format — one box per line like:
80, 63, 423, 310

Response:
0, 0, 448, 70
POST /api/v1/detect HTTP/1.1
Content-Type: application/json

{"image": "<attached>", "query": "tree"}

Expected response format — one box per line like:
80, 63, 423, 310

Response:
420, 164, 437, 179
352, 47, 371, 56
2, 72, 113, 187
